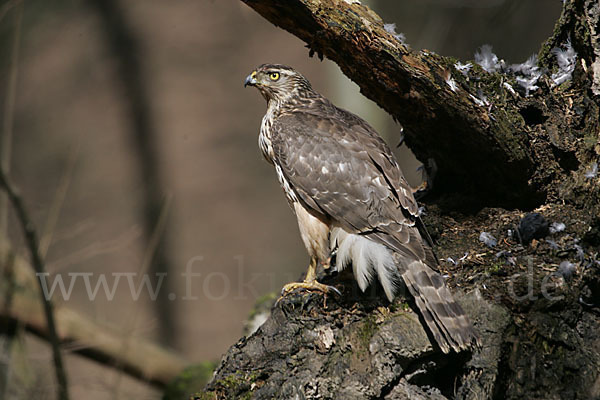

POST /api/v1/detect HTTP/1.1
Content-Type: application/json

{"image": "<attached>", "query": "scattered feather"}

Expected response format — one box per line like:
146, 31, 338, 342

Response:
553, 42, 576, 69
454, 61, 472, 76
508, 54, 542, 96
474, 45, 503, 73
495, 250, 515, 266
585, 162, 598, 179
545, 239, 559, 250
552, 71, 572, 86
579, 296, 595, 307
558, 261, 576, 279
445, 74, 458, 92
574, 244, 585, 261
507, 229, 514, 238
469, 93, 486, 107
509, 55, 538, 75
551, 40, 577, 86
446, 252, 468, 266
503, 82, 516, 95
383, 23, 406, 44
515, 73, 541, 96
477, 89, 489, 106
417, 206, 427, 217
549, 222, 566, 234
479, 231, 497, 248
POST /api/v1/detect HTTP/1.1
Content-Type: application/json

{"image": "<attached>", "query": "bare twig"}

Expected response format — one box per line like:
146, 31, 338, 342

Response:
0, 2, 23, 397
87, 0, 177, 345
0, 0, 22, 240
39, 145, 79, 257
0, 242, 188, 386
0, 169, 70, 400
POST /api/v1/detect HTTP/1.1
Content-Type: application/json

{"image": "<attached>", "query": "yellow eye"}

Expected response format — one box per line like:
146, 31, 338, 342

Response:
269, 72, 280, 81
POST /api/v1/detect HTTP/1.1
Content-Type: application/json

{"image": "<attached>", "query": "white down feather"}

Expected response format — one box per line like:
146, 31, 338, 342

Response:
330, 228, 398, 301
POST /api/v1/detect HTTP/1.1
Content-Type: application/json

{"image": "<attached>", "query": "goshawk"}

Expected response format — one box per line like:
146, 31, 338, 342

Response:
244, 64, 480, 353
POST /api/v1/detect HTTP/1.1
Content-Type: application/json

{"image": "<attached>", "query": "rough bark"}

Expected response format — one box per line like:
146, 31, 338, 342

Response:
204, 287, 507, 399
201, 205, 600, 400
192, 1, 600, 399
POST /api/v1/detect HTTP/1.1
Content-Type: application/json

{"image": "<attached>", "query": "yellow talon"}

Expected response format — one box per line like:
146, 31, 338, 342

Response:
281, 280, 341, 296
279, 256, 341, 296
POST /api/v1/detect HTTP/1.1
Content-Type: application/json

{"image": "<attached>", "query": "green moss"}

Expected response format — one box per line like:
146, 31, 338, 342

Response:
489, 107, 530, 161
163, 362, 217, 400
357, 316, 377, 352
389, 301, 410, 313
487, 261, 503, 275
201, 371, 259, 400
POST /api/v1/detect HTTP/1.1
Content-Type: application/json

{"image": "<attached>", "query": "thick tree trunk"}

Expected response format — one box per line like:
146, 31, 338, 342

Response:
201, 204, 600, 399
193, 1, 600, 399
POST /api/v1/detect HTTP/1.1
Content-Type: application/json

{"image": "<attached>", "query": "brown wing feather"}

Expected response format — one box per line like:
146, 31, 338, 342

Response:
270, 109, 427, 264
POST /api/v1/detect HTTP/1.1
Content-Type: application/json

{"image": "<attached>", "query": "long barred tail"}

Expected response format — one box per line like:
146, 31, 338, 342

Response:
399, 259, 481, 353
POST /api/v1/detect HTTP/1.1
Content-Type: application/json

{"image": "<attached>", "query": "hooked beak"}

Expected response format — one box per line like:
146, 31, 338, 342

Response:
244, 71, 257, 87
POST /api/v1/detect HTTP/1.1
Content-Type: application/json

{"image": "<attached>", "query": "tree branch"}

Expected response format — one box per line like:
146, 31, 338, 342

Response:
240, 0, 599, 211
0, 242, 187, 387
0, 168, 69, 400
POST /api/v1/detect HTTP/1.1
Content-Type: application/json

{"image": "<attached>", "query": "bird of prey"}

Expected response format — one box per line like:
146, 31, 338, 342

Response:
244, 64, 480, 353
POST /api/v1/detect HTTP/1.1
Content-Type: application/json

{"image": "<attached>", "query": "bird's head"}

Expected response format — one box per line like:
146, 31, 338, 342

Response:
244, 64, 313, 103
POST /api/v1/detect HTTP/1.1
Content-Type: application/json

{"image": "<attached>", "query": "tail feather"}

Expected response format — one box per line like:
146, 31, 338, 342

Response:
331, 229, 480, 353
400, 259, 480, 353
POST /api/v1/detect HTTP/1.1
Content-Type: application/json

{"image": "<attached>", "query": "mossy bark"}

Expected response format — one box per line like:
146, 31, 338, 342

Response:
199, 205, 600, 399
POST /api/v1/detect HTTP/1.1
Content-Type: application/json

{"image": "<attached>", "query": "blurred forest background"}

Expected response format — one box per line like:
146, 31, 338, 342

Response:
0, 0, 560, 398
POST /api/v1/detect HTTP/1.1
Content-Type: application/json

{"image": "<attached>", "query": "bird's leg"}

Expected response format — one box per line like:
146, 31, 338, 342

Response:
281, 256, 341, 296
